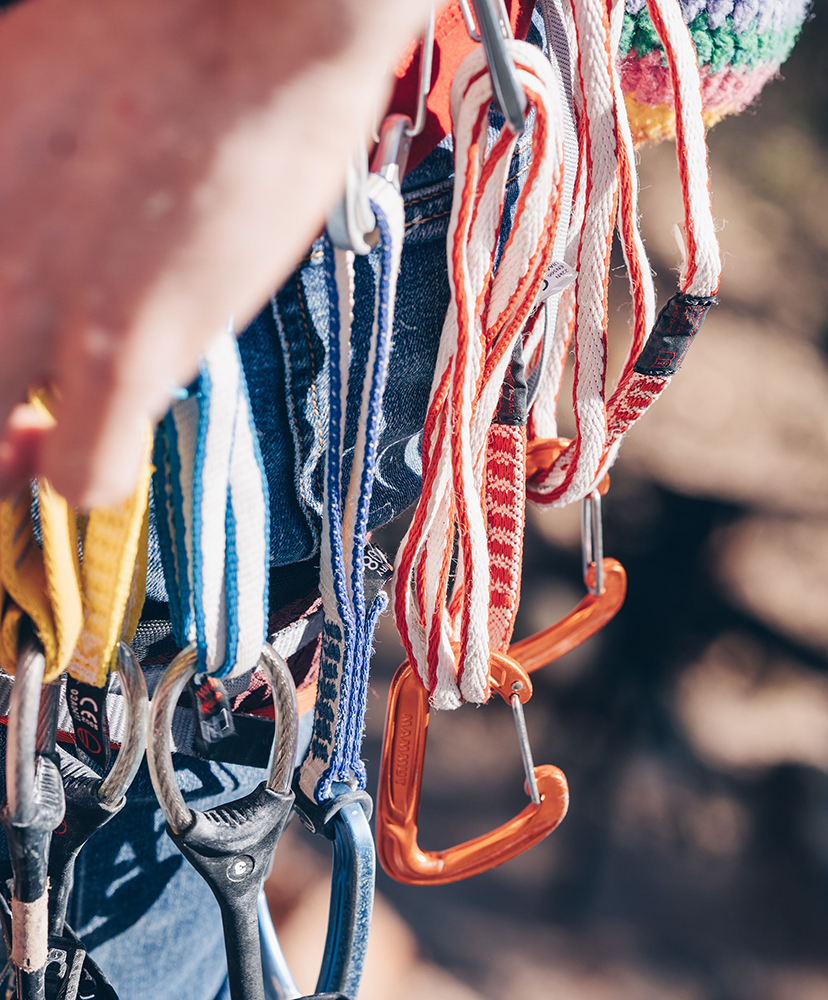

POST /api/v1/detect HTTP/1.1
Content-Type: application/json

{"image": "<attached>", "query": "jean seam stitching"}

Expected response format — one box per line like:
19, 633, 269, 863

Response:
293, 272, 325, 502
271, 292, 320, 551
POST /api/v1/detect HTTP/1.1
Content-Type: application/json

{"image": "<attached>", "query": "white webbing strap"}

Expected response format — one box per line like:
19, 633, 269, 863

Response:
527, 0, 721, 507
153, 326, 269, 678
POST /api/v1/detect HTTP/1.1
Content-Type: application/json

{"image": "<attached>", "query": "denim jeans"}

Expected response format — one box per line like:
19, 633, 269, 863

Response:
1, 10, 549, 998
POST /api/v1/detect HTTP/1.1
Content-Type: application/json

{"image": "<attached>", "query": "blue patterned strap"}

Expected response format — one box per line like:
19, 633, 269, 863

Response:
153, 325, 270, 679
299, 174, 405, 804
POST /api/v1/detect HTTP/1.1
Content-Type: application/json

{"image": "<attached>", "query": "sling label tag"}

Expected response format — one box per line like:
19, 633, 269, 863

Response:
66, 676, 111, 769
536, 260, 577, 304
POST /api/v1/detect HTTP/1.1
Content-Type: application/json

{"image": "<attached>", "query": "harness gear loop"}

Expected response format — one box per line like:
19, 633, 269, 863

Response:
376, 651, 568, 885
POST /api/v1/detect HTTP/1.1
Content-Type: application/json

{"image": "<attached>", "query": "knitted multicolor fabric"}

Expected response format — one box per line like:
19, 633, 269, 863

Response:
620, 0, 810, 142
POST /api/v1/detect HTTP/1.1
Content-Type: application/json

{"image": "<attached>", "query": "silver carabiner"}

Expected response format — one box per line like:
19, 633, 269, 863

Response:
97, 642, 149, 808
147, 642, 298, 836
581, 490, 605, 597
371, 7, 435, 190
6, 637, 49, 827
458, 0, 527, 135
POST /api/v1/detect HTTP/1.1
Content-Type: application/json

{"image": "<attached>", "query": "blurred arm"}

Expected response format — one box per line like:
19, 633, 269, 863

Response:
0, 0, 433, 505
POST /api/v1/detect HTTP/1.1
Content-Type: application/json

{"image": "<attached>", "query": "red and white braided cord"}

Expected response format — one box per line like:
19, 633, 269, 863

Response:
527, 0, 721, 507
392, 42, 564, 709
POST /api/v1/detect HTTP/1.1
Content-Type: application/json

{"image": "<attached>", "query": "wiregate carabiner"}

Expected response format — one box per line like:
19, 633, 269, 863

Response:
0, 637, 65, 1000
515, 438, 627, 675
147, 643, 298, 1000
47, 642, 148, 936
371, 7, 435, 189
376, 652, 568, 885
459, 0, 527, 135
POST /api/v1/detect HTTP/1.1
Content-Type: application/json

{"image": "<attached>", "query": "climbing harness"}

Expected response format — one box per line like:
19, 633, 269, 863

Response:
148, 643, 297, 1000
0, 0, 741, 990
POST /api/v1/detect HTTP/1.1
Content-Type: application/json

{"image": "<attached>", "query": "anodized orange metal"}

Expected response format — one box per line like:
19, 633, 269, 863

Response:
508, 558, 627, 674
525, 437, 610, 496
376, 651, 569, 886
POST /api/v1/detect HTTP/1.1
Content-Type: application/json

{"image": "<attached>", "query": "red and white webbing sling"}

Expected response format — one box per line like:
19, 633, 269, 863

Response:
392, 41, 565, 710
527, 0, 722, 507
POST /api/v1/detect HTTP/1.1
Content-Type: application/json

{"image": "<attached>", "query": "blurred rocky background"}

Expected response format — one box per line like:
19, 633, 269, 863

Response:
266, 6, 828, 997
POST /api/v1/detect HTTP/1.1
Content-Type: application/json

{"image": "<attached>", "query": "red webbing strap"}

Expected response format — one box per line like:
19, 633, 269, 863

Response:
388, 0, 538, 175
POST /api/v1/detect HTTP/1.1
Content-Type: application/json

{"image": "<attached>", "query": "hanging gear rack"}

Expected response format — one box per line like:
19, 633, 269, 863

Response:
0, 0, 734, 993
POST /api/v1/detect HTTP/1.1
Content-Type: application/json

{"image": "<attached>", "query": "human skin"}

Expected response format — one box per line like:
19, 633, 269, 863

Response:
0, 0, 434, 507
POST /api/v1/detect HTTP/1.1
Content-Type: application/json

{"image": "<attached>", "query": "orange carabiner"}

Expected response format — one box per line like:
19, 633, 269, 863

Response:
376, 651, 569, 885
518, 436, 627, 673
509, 558, 627, 673
525, 436, 609, 497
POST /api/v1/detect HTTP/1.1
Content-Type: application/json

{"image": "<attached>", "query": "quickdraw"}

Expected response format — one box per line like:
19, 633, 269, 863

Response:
148, 643, 298, 1000
375, 31, 570, 886
288, 169, 405, 998
0, 639, 64, 1000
